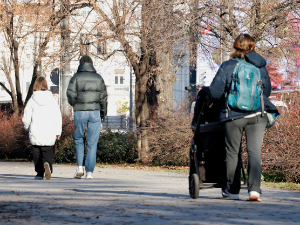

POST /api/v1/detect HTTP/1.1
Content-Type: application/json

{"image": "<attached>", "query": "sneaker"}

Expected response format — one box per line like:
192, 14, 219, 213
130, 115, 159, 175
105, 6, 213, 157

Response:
44, 162, 51, 180
221, 187, 239, 200
222, 186, 228, 198
86, 172, 93, 180
74, 167, 84, 179
249, 191, 261, 202
35, 175, 43, 180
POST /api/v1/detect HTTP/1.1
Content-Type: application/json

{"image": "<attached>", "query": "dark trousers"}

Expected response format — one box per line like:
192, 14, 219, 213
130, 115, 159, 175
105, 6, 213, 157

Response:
223, 115, 268, 194
32, 145, 54, 176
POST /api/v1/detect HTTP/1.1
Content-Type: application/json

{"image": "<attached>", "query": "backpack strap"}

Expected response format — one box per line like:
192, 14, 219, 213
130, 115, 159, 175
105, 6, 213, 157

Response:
225, 92, 229, 118
256, 78, 265, 117
225, 60, 241, 118
260, 83, 265, 117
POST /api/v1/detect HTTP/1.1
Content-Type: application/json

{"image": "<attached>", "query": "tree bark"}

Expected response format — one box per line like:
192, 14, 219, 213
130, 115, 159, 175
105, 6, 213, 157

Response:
133, 54, 151, 163
12, 40, 23, 107
155, 50, 177, 116
24, 65, 39, 106
218, 0, 238, 62
135, 73, 150, 163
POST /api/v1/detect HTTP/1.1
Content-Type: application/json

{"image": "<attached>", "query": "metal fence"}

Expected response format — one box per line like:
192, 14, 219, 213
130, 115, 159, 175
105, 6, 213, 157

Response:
102, 116, 136, 132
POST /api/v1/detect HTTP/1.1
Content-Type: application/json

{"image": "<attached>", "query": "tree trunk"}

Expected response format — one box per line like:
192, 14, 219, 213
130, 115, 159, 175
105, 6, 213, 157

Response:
220, 0, 237, 62
60, 2, 72, 115
7, 76, 18, 113
134, 67, 150, 164
12, 40, 23, 107
24, 65, 39, 105
155, 50, 177, 116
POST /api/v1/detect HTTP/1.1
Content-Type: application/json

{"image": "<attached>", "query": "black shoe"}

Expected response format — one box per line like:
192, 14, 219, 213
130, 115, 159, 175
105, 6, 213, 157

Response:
35, 175, 43, 180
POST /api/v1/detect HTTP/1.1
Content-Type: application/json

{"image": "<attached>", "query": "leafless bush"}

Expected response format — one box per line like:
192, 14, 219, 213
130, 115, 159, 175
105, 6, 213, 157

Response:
262, 92, 300, 183
0, 109, 31, 159
147, 102, 193, 166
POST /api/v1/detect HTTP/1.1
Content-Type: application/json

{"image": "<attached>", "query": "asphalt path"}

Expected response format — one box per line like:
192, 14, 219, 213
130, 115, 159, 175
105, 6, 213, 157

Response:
0, 162, 299, 224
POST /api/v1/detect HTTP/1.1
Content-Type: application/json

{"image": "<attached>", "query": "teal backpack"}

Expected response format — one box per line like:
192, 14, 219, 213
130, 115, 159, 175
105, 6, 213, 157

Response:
227, 58, 263, 113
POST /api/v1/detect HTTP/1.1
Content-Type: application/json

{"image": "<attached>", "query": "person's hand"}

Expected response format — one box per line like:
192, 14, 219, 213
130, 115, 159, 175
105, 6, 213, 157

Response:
101, 116, 105, 123
56, 135, 61, 140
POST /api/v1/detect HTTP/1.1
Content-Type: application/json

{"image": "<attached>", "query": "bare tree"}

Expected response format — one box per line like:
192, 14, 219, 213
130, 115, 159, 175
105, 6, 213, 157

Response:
196, 0, 300, 65
0, 0, 91, 113
89, 0, 199, 162
0, 0, 29, 111
24, 0, 91, 105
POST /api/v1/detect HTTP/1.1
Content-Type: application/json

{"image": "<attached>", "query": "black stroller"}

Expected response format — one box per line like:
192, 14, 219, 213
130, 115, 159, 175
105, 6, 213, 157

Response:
188, 87, 247, 199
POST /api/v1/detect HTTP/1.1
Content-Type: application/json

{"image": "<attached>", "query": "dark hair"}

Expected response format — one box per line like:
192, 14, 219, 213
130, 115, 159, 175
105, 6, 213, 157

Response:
80, 55, 93, 65
33, 77, 48, 91
231, 34, 256, 59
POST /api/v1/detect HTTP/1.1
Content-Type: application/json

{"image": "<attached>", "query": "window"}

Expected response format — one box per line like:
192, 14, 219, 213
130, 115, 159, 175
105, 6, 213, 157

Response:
115, 76, 124, 85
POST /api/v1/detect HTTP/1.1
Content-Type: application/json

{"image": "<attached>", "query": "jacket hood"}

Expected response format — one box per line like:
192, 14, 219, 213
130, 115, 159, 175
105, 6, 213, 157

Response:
32, 90, 53, 106
244, 52, 266, 68
80, 55, 93, 64
77, 62, 96, 73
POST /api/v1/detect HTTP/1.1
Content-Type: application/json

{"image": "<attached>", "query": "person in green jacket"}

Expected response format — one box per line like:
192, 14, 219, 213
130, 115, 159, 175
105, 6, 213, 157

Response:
67, 55, 107, 180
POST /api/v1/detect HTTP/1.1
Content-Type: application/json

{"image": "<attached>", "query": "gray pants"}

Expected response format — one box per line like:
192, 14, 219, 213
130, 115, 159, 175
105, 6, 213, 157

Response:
223, 115, 268, 194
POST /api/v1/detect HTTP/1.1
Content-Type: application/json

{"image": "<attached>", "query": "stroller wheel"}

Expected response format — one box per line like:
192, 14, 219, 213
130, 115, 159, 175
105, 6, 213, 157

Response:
189, 173, 200, 199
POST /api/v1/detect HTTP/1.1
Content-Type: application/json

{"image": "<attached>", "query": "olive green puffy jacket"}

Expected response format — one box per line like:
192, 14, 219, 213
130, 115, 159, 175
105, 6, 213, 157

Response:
66, 62, 107, 117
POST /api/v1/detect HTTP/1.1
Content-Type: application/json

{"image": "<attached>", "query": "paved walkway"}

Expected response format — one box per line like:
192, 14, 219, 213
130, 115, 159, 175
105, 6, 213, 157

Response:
0, 162, 299, 224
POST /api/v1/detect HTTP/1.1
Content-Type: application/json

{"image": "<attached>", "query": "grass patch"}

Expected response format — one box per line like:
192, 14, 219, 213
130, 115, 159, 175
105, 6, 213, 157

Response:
261, 181, 300, 190
97, 163, 189, 173
261, 170, 285, 182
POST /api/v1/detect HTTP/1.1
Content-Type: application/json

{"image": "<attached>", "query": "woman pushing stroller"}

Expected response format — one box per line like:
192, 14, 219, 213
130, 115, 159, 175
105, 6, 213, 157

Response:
209, 34, 278, 202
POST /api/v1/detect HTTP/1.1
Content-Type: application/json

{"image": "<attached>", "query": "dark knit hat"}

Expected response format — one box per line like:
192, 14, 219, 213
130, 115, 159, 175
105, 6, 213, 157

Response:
80, 55, 93, 65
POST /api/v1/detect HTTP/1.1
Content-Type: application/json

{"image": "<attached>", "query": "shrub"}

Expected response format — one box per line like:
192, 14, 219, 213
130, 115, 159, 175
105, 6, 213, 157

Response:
261, 92, 300, 183
54, 136, 76, 163
0, 110, 31, 159
97, 130, 138, 164
54, 113, 76, 163
261, 170, 285, 182
147, 103, 193, 166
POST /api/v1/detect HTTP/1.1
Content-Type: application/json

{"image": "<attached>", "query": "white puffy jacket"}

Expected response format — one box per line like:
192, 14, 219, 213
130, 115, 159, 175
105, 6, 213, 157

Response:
22, 91, 62, 146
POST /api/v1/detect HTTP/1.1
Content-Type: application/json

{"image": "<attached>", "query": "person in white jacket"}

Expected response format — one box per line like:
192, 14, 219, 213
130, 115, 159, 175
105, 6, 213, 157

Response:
22, 77, 62, 180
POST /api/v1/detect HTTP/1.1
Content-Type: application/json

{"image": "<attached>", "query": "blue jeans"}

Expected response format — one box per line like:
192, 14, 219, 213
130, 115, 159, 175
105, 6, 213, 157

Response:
73, 111, 101, 173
